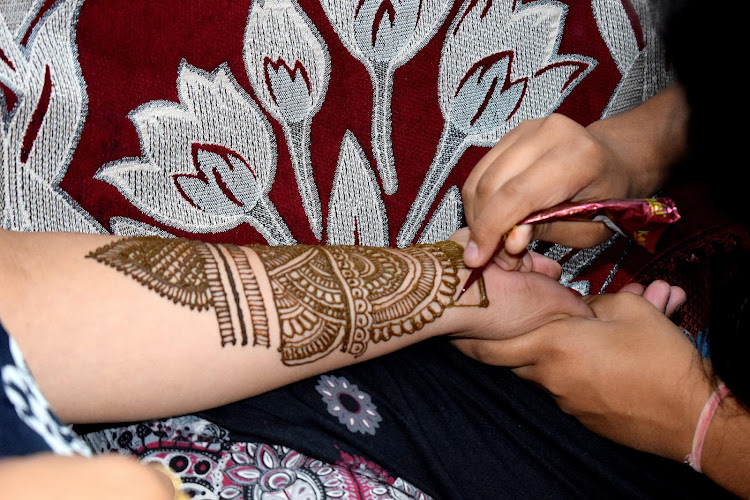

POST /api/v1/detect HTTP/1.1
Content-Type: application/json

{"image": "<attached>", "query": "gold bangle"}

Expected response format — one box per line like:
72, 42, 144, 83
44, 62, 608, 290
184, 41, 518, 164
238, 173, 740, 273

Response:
147, 462, 190, 500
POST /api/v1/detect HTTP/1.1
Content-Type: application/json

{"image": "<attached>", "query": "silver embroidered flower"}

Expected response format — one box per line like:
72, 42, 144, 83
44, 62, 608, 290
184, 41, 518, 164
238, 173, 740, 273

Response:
398, 0, 596, 246
244, 0, 330, 240
96, 62, 293, 245
320, 0, 452, 195
316, 374, 382, 435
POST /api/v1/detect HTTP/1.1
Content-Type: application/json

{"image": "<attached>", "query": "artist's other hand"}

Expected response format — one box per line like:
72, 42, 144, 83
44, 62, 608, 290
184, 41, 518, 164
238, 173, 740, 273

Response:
462, 86, 689, 271
449, 229, 593, 342
454, 281, 712, 462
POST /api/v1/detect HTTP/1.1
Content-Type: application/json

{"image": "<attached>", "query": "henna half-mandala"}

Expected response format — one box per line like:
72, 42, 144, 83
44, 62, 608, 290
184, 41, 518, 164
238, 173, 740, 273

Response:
254, 241, 464, 365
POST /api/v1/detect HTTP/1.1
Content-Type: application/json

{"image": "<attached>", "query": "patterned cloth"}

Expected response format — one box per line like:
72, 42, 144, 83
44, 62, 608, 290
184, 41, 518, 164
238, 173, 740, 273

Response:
1, 1, 739, 498
0, 321, 90, 458
84, 415, 433, 500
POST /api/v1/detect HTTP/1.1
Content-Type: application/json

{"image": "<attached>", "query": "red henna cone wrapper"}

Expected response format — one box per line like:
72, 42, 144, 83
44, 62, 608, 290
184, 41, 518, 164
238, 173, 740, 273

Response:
458, 198, 680, 299
519, 197, 680, 253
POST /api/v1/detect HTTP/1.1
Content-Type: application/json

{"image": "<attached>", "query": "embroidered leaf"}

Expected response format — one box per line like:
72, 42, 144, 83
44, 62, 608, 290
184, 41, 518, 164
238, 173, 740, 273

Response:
320, 0, 452, 194
592, 0, 642, 75
0, 0, 38, 37
327, 131, 388, 247
19, 169, 104, 232
417, 186, 462, 244
1, 0, 102, 233
109, 217, 175, 238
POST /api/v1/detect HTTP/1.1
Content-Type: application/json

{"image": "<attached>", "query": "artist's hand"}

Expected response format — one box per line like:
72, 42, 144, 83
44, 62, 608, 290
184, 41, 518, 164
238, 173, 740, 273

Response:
462, 86, 689, 271
453, 281, 712, 461
449, 228, 593, 342
462, 114, 635, 271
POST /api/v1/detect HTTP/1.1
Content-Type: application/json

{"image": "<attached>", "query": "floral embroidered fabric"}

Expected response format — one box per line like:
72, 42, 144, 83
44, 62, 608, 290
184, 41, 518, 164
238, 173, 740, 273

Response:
83, 415, 432, 500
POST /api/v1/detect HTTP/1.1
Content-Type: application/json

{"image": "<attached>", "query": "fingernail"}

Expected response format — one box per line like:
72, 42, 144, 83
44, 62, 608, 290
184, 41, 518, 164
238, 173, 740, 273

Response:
519, 253, 533, 273
464, 240, 479, 264
493, 256, 513, 271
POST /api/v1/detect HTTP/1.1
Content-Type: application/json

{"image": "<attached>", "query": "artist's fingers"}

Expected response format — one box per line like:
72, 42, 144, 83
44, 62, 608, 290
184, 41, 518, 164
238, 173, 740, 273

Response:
491, 225, 533, 271
462, 124, 531, 215
619, 281, 686, 317
465, 146, 602, 267
524, 221, 614, 251
452, 331, 544, 368
524, 252, 562, 279
619, 282, 646, 296
496, 224, 533, 257
665, 285, 687, 317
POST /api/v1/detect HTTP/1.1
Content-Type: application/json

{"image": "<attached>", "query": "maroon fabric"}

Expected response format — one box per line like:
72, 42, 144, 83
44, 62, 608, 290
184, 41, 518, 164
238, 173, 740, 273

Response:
57, 0, 624, 244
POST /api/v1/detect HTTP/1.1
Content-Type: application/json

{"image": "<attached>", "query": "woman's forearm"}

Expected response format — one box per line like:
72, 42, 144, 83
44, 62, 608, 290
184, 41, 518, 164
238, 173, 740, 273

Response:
0, 229, 479, 423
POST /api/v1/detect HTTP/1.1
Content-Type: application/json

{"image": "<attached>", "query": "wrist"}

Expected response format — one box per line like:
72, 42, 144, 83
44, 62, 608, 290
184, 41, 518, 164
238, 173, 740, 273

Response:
586, 85, 689, 197
661, 360, 714, 463
685, 382, 731, 472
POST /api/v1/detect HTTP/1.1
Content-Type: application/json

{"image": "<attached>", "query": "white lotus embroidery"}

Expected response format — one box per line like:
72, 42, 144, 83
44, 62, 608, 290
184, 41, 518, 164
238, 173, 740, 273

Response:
320, 0, 452, 195
397, 0, 596, 246
1, 0, 103, 233
96, 62, 293, 245
244, 0, 330, 240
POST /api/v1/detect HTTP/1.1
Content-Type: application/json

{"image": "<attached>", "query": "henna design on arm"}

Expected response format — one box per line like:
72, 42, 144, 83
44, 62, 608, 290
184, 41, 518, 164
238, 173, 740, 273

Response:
87, 237, 269, 347
87, 238, 481, 366
255, 242, 466, 364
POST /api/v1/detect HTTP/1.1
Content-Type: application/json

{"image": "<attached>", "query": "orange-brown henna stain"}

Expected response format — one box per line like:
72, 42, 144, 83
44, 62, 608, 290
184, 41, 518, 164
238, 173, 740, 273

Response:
253, 241, 468, 365
86, 237, 268, 347
88, 238, 483, 366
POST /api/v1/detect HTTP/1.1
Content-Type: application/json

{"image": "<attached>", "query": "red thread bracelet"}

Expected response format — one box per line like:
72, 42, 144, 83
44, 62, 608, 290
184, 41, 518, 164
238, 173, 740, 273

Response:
685, 382, 730, 473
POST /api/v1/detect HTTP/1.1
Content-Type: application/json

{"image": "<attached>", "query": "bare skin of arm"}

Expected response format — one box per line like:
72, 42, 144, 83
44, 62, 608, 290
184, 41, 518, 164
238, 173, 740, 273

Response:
0, 227, 590, 424
461, 84, 691, 269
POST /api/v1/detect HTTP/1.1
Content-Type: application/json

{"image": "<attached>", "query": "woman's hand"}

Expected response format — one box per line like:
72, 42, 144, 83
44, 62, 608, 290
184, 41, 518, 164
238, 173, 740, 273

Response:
461, 86, 690, 270
449, 228, 594, 342
453, 281, 711, 462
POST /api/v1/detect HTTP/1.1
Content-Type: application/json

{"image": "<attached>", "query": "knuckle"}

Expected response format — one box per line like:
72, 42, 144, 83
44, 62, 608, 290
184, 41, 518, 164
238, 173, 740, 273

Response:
514, 118, 536, 133
539, 113, 572, 134
461, 181, 472, 201
474, 176, 496, 199
497, 177, 525, 201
